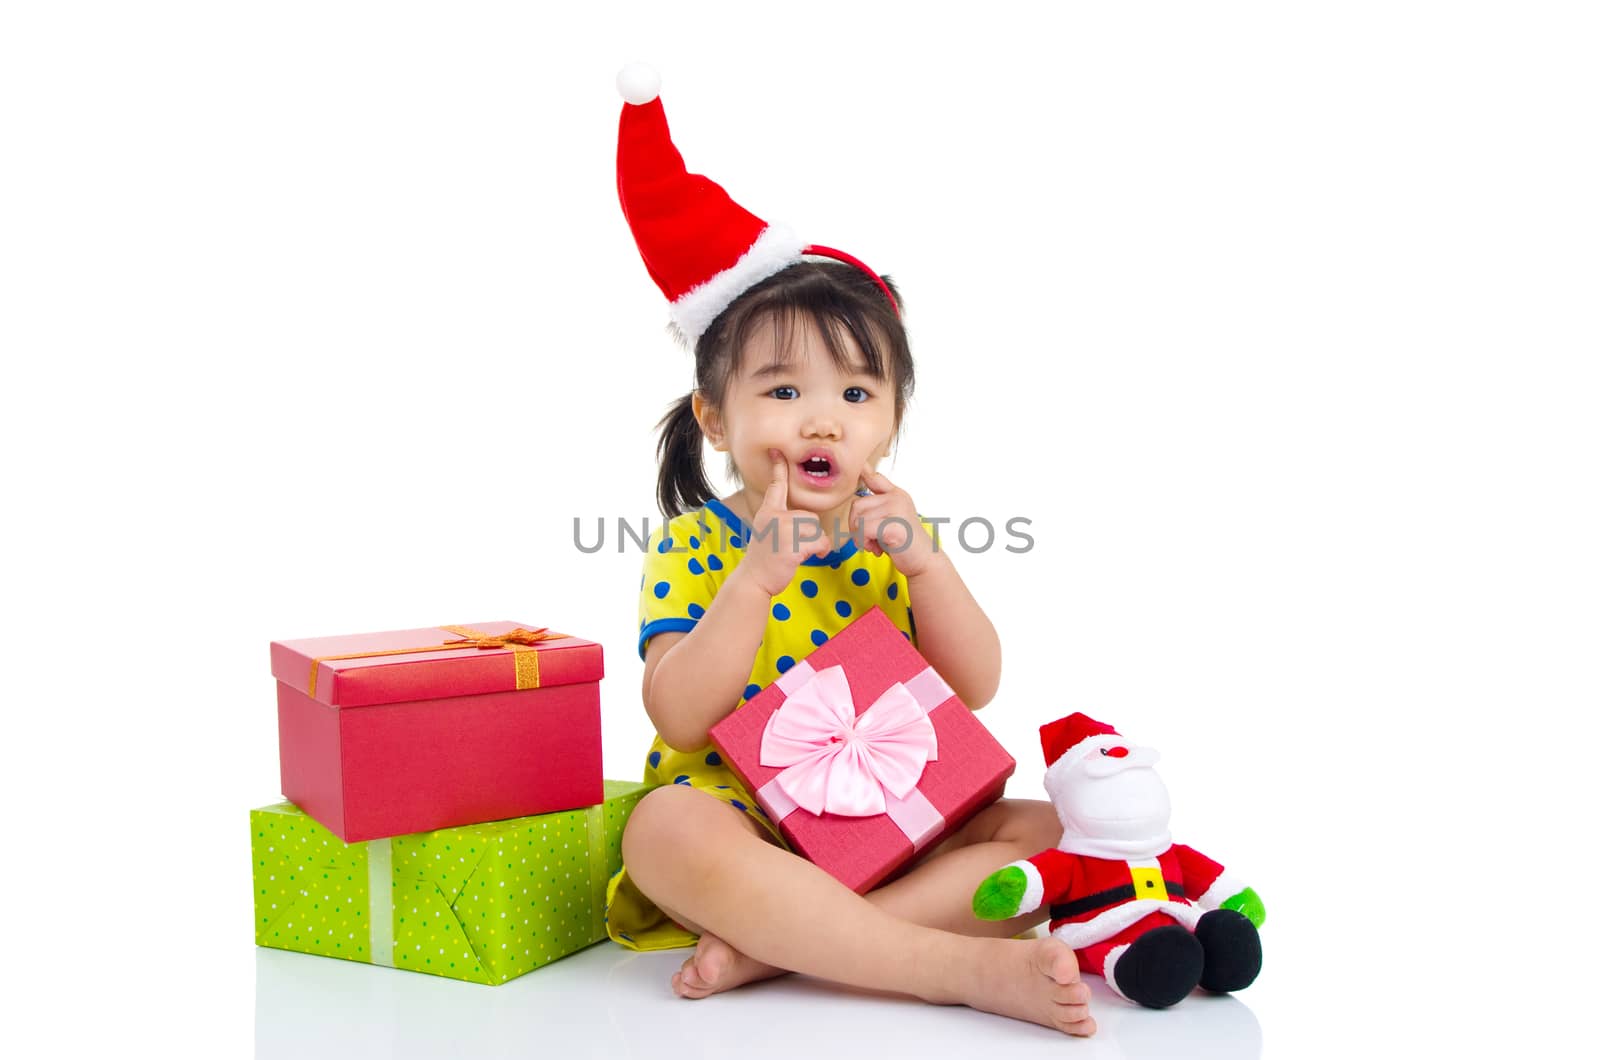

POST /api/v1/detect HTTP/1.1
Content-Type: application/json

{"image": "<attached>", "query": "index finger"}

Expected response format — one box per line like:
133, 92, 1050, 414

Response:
860, 467, 895, 494
763, 448, 788, 511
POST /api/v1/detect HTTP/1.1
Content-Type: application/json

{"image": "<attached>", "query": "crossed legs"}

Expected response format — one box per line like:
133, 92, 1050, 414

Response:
620, 785, 1095, 1036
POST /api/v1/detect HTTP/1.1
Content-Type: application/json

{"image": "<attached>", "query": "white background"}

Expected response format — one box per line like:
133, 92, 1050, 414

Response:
4, 2, 1596, 1055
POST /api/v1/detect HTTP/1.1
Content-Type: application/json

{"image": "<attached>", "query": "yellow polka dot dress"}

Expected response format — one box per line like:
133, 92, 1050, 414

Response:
604, 497, 924, 950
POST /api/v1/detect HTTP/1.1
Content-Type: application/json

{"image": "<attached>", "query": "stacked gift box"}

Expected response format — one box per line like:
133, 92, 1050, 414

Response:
253, 621, 648, 985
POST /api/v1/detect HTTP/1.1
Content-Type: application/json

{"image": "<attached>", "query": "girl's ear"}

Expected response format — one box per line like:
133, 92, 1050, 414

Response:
691, 391, 727, 452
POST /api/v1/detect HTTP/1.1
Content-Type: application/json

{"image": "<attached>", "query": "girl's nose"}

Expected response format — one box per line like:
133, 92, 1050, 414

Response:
803, 413, 842, 439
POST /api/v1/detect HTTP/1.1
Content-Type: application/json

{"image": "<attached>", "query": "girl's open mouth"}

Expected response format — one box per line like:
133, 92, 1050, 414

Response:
799, 454, 838, 484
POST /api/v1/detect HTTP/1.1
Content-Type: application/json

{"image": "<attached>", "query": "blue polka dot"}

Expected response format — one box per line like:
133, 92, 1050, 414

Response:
689, 535, 700, 550
687, 557, 705, 575
801, 579, 818, 598
705, 751, 722, 767
657, 538, 672, 554
653, 581, 670, 599
699, 522, 711, 536
830, 558, 842, 569
674, 775, 690, 785
640, 574, 645, 589
887, 582, 899, 600
811, 629, 828, 647
776, 655, 795, 673
687, 603, 705, 619
772, 603, 791, 621
754, 805, 768, 817
707, 554, 724, 571
835, 600, 852, 618
743, 684, 761, 701
852, 568, 870, 586
729, 536, 742, 549
648, 751, 661, 768
730, 800, 747, 812
903, 631, 911, 640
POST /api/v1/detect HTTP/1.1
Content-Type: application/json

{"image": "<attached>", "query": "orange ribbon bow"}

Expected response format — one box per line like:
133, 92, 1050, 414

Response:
440, 627, 559, 651
307, 624, 566, 699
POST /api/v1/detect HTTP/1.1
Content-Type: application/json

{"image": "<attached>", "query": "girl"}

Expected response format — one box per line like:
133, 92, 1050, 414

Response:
605, 67, 1096, 1038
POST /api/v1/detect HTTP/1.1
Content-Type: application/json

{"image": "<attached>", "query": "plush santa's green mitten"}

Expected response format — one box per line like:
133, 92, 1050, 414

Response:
1221, 886, 1266, 928
973, 864, 1031, 921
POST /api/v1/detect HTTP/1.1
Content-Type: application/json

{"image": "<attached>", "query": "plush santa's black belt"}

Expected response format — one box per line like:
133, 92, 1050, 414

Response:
1050, 881, 1187, 920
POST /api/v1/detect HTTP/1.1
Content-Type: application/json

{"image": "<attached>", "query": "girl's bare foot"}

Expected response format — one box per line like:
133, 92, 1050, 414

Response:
948, 936, 1097, 1037
671, 931, 788, 999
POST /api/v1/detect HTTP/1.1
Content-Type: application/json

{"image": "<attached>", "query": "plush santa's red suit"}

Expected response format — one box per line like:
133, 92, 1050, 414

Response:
973, 714, 1265, 1009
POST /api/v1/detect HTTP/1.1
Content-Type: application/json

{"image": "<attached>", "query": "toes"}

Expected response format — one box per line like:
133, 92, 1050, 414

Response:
1064, 1015, 1097, 1038
1054, 980, 1091, 1007
1051, 994, 1097, 1038
673, 961, 710, 999
1031, 938, 1082, 986
696, 945, 729, 984
672, 934, 744, 1000
673, 974, 709, 1000
1055, 1002, 1092, 1024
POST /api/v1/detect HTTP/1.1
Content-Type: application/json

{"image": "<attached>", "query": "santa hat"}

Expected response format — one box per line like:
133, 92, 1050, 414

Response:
614, 63, 899, 346
1040, 713, 1129, 778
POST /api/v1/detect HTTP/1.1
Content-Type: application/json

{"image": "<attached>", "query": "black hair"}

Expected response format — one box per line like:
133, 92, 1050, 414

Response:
654, 260, 913, 521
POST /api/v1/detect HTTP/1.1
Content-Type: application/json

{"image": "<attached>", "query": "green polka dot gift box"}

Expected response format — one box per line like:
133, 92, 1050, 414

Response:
252, 780, 649, 985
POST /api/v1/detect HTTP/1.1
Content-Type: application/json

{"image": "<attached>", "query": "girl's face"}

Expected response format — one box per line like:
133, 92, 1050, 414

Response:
699, 315, 897, 517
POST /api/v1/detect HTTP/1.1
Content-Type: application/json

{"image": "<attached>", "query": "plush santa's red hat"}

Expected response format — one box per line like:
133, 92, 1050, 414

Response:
615, 63, 899, 345
1040, 713, 1129, 778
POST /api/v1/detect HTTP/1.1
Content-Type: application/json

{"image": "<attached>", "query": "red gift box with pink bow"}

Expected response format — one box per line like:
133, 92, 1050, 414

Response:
708, 607, 1016, 893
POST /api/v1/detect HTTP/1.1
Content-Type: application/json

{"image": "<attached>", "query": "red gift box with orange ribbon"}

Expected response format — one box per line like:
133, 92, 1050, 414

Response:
270, 621, 604, 843
708, 607, 1015, 893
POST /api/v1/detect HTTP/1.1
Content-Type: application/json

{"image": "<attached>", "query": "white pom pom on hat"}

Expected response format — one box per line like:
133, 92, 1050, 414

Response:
615, 63, 661, 105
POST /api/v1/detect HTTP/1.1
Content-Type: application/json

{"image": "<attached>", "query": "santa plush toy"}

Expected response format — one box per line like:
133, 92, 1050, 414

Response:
973, 713, 1266, 1008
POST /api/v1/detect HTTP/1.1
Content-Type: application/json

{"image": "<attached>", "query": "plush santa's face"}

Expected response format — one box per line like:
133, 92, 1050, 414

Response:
1043, 739, 1172, 842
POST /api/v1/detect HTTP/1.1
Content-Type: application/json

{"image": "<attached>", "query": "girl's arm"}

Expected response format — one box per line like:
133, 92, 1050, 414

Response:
641, 561, 772, 751
644, 452, 835, 750
849, 469, 1002, 710
905, 550, 1002, 710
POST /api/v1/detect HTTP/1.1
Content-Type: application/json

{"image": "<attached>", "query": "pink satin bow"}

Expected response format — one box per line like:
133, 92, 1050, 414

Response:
759, 665, 939, 817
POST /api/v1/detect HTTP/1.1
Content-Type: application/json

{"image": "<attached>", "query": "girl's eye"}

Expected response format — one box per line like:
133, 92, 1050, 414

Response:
770, 386, 798, 400
844, 386, 868, 403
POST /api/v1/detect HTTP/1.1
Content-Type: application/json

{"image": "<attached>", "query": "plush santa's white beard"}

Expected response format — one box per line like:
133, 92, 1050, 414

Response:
1048, 767, 1173, 859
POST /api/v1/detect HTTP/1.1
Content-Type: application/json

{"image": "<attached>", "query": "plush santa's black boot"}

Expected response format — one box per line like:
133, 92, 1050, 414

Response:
1107, 925, 1205, 1008
1194, 909, 1263, 993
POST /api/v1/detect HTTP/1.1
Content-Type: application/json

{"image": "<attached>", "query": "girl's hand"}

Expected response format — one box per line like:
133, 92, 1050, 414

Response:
849, 468, 941, 576
738, 449, 835, 597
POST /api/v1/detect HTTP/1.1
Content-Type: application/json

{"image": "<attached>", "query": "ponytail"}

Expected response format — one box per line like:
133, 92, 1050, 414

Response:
655, 392, 715, 521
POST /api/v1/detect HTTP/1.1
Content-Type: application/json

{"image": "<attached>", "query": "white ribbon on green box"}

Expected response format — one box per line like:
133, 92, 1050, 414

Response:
585, 802, 607, 940
366, 837, 394, 967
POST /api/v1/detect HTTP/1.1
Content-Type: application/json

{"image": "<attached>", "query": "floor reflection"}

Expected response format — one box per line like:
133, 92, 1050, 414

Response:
256, 943, 1262, 1059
